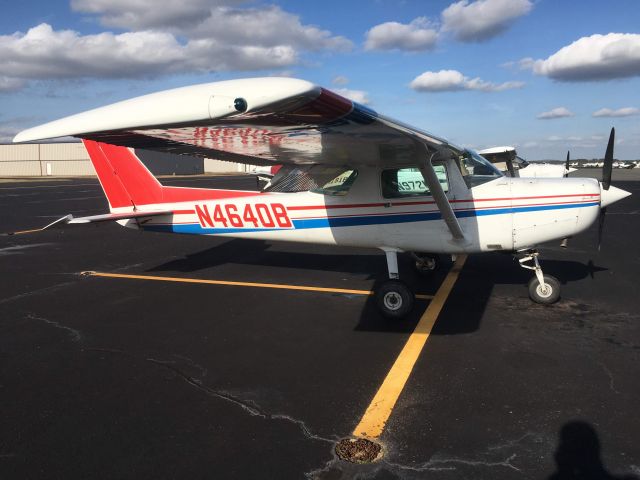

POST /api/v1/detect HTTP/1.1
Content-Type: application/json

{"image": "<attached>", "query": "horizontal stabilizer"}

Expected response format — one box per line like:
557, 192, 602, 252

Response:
5, 211, 172, 235
67, 210, 172, 224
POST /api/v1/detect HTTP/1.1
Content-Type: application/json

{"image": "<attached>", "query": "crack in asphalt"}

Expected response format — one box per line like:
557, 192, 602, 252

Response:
487, 432, 540, 451
388, 453, 521, 473
0, 262, 145, 306
144, 356, 337, 446
0, 243, 55, 256
306, 451, 522, 479
304, 432, 550, 479
24, 312, 82, 342
598, 362, 621, 394
0, 281, 77, 305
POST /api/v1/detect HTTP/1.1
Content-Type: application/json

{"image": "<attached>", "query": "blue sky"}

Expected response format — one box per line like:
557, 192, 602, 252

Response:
1, 0, 639, 159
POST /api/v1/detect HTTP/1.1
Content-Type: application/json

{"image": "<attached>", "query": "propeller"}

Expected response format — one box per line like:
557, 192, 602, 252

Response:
602, 128, 614, 191
564, 150, 570, 177
598, 128, 615, 250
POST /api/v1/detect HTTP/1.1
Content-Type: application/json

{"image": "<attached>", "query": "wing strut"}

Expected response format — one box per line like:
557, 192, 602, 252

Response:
417, 142, 465, 241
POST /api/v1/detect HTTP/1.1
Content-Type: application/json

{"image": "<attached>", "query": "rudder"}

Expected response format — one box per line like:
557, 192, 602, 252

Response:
83, 140, 163, 210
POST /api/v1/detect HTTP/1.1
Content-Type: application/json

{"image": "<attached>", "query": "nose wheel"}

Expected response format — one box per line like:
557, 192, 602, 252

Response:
518, 250, 560, 304
376, 248, 415, 319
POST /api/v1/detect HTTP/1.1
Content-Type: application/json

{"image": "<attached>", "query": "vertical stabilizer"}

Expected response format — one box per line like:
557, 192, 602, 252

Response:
83, 140, 163, 210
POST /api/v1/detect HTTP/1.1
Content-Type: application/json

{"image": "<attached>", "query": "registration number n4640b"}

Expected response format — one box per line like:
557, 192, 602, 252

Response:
195, 203, 292, 229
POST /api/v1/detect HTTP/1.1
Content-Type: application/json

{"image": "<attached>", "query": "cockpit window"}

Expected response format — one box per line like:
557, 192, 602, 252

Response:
381, 165, 448, 198
264, 165, 358, 195
310, 168, 358, 196
458, 149, 503, 188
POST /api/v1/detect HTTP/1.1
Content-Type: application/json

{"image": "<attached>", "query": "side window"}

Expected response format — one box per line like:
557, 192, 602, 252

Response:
310, 168, 358, 196
381, 166, 448, 198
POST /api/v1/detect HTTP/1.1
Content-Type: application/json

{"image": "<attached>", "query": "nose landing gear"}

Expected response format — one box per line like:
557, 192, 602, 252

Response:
517, 249, 560, 304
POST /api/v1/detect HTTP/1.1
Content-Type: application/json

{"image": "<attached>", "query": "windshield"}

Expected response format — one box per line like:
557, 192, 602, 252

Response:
514, 155, 529, 169
458, 149, 503, 188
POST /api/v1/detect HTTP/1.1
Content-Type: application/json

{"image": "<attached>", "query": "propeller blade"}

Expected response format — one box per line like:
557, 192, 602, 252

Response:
564, 150, 570, 177
598, 206, 607, 251
602, 128, 615, 190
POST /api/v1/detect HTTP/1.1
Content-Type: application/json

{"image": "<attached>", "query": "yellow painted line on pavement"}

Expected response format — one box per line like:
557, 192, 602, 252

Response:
352, 254, 467, 439
82, 271, 434, 300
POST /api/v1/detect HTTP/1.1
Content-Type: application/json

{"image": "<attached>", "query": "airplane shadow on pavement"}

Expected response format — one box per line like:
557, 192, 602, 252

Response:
147, 239, 608, 335
356, 251, 607, 334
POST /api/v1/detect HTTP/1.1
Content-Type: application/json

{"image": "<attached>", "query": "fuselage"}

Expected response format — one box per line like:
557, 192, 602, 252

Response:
121, 158, 602, 254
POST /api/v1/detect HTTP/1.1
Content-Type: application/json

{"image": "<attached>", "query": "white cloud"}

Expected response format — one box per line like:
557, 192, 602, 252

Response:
1, 3, 352, 91
334, 88, 370, 105
73, 1, 352, 52
0, 21, 335, 85
524, 33, 640, 81
365, 17, 438, 51
0, 24, 187, 79
410, 69, 524, 92
332, 75, 349, 85
537, 107, 575, 120
441, 0, 533, 42
592, 107, 639, 117
187, 6, 352, 52
71, 0, 240, 30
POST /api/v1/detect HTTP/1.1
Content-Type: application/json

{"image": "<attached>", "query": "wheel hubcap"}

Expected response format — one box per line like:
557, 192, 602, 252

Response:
536, 283, 552, 298
383, 291, 403, 311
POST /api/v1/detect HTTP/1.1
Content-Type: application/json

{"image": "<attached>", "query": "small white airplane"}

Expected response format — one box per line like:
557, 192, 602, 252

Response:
13, 78, 631, 318
478, 146, 576, 178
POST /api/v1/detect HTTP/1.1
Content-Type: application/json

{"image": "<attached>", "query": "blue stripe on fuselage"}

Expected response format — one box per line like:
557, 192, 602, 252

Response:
143, 201, 599, 235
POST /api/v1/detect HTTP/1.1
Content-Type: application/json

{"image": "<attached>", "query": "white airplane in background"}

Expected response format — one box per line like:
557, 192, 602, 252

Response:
13, 78, 631, 318
478, 146, 576, 178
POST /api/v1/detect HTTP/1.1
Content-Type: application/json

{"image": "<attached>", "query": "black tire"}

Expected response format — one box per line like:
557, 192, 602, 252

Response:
375, 280, 415, 319
413, 254, 437, 276
528, 274, 560, 304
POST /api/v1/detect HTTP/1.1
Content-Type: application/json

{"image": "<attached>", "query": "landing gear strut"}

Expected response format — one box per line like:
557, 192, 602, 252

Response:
517, 249, 560, 304
375, 249, 414, 319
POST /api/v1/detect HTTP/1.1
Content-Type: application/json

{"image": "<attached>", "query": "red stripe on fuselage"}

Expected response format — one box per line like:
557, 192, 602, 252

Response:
285, 193, 600, 212
290, 198, 598, 220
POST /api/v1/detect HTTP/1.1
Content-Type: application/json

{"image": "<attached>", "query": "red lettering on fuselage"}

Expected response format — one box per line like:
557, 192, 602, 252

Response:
194, 203, 292, 229
195, 204, 213, 227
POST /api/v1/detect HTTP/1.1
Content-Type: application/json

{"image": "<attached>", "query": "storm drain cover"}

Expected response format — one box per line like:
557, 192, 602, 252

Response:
335, 438, 383, 463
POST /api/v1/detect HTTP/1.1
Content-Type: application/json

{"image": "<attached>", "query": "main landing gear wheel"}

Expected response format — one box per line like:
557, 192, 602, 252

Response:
376, 280, 414, 319
528, 274, 560, 304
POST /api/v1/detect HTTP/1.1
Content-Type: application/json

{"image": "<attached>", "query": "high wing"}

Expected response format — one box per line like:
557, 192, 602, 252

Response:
13, 77, 467, 239
13, 77, 462, 168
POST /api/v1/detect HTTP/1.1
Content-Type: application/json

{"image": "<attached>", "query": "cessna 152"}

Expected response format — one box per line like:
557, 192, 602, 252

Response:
13, 78, 631, 318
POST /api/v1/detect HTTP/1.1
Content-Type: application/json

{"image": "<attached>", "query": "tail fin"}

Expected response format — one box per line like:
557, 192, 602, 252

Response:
83, 139, 262, 211
83, 139, 163, 210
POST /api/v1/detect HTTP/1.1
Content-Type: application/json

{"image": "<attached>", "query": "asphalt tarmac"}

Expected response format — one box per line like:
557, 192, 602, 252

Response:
1, 171, 638, 479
